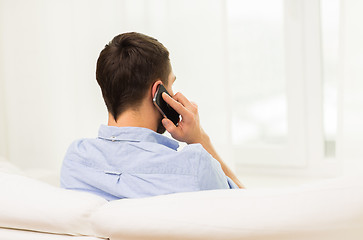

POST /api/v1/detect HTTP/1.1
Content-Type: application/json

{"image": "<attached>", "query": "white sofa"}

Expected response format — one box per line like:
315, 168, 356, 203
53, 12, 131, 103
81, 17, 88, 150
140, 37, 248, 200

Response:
1, 160, 363, 240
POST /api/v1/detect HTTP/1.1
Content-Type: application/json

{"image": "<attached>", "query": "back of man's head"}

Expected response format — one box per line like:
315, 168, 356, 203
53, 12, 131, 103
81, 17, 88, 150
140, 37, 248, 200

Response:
96, 32, 170, 121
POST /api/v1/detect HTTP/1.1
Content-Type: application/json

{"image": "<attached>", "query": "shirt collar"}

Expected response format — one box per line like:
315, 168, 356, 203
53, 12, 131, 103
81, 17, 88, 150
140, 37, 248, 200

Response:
98, 125, 179, 150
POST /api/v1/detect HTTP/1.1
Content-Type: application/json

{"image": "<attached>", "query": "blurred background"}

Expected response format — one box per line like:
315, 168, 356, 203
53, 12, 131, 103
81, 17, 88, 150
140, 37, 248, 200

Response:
0, 0, 362, 187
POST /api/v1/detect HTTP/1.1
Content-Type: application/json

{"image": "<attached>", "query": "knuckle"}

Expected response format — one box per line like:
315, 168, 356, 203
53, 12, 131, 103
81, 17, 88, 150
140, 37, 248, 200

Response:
190, 105, 198, 114
185, 111, 193, 118
193, 106, 198, 114
186, 113, 195, 123
174, 101, 182, 109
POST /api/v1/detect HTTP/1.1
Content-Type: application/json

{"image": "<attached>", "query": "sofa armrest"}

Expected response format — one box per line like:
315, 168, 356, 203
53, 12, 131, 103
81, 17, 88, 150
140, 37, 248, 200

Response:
0, 172, 107, 238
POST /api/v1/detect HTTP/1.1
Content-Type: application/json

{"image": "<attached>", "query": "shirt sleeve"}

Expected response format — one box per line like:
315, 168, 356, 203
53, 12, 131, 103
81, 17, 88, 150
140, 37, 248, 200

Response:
196, 146, 235, 190
226, 176, 239, 189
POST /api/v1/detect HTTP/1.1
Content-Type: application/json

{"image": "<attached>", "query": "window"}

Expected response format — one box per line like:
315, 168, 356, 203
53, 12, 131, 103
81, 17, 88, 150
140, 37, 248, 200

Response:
228, 0, 287, 147
321, 0, 340, 158
227, 0, 339, 173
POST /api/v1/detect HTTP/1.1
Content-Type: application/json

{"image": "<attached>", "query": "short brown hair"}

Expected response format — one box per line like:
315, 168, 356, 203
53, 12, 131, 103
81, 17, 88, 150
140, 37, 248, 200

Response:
96, 32, 170, 121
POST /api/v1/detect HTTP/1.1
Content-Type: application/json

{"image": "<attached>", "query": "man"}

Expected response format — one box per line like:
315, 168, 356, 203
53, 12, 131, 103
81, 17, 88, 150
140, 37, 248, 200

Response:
60, 32, 243, 201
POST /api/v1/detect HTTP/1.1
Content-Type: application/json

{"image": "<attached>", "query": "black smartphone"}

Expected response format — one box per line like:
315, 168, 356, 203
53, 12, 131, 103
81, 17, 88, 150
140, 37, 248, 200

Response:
153, 84, 180, 125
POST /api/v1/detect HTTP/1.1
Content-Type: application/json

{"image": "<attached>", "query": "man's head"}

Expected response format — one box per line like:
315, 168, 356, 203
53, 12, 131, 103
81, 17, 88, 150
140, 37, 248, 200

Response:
96, 32, 171, 122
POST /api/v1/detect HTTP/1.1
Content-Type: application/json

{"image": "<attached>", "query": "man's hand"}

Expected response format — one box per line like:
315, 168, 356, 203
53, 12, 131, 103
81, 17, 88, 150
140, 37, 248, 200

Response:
162, 91, 245, 189
161, 92, 206, 144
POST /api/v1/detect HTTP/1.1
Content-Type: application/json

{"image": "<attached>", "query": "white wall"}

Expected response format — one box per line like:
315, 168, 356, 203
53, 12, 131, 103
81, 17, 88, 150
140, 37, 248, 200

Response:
0, 0, 8, 159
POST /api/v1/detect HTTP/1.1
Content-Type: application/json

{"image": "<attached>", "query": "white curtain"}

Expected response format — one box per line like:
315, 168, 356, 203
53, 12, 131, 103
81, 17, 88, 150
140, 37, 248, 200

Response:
337, 0, 363, 174
0, 0, 231, 171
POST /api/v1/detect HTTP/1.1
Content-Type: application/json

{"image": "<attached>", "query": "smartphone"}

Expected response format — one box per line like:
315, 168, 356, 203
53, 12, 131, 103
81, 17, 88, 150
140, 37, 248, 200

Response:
153, 84, 180, 125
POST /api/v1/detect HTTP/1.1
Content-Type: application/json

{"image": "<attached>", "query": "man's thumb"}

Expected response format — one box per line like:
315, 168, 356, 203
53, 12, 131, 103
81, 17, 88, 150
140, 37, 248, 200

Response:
162, 118, 176, 133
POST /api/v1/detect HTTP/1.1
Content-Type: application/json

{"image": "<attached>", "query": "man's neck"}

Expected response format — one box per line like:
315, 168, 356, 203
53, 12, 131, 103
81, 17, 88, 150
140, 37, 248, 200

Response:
107, 108, 159, 132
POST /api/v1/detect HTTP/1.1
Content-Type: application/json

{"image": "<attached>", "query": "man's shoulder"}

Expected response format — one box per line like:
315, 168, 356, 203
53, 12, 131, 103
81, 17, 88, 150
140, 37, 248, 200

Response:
64, 138, 101, 160
67, 138, 99, 151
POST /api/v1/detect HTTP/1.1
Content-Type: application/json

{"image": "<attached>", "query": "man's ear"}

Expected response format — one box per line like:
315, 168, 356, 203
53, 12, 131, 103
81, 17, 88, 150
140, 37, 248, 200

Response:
151, 80, 163, 99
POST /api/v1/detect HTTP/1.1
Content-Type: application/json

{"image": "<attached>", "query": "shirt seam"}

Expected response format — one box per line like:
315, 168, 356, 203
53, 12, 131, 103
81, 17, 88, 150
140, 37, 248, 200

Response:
98, 125, 179, 150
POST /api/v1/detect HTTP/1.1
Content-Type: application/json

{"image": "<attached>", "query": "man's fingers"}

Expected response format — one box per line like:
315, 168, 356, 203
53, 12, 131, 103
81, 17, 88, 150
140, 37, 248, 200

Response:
190, 101, 198, 109
162, 93, 191, 117
172, 92, 194, 109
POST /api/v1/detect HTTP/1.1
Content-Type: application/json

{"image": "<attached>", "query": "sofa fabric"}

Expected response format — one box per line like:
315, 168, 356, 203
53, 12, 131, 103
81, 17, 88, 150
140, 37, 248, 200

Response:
0, 172, 107, 238
1, 164, 363, 240
90, 177, 363, 240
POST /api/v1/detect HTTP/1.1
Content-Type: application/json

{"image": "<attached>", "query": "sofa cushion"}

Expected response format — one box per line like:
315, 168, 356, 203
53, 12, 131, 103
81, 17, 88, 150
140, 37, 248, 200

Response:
0, 172, 107, 237
90, 176, 363, 240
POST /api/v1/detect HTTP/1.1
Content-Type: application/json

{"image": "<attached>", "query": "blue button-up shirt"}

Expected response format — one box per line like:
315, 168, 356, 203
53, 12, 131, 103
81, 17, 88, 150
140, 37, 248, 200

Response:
60, 125, 238, 201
